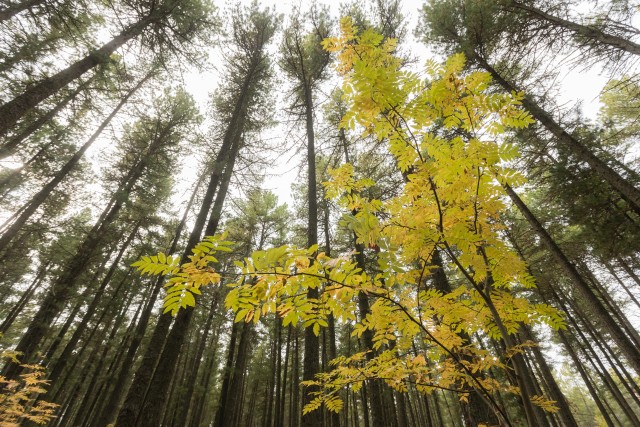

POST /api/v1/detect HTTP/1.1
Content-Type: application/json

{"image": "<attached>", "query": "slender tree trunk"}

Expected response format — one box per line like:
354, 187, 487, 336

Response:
188, 320, 223, 427
474, 54, 640, 214
0, 0, 45, 22
430, 250, 499, 426
0, 262, 49, 334
96, 170, 205, 427
353, 240, 384, 427
84, 280, 153, 426
565, 298, 640, 425
274, 317, 283, 427
500, 180, 640, 374
1, 125, 162, 379
281, 325, 291, 425
301, 82, 321, 427
225, 322, 254, 426
0, 78, 92, 159
520, 326, 578, 426
604, 261, 640, 310
0, 12, 159, 136
50, 265, 134, 402
0, 72, 152, 251
43, 251, 114, 363
213, 320, 241, 427
509, 0, 640, 56
559, 327, 615, 426
290, 326, 300, 427
46, 222, 139, 386
117, 47, 261, 426
172, 289, 220, 427
70, 287, 140, 426
134, 160, 238, 426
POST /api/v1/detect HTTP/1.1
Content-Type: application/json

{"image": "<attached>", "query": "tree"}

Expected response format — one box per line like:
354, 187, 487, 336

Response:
279, 8, 332, 426
1, 88, 199, 380
148, 22, 567, 427
115, 4, 279, 426
0, 67, 156, 252
418, 0, 640, 215
0, 0, 213, 137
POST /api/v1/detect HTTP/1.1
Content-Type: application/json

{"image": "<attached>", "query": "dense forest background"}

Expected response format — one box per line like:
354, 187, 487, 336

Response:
0, 0, 639, 426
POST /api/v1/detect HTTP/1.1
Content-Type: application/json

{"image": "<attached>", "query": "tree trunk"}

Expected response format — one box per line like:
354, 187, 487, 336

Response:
520, 326, 578, 426
500, 180, 640, 374
0, 13, 159, 137
117, 46, 261, 425
212, 320, 241, 427
353, 240, 384, 427
46, 222, 139, 386
172, 289, 220, 427
0, 71, 152, 251
0, 0, 45, 22
0, 77, 91, 159
509, 0, 640, 56
430, 250, 500, 426
474, 54, 640, 215
96, 170, 205, 427
70, 287, 140, 426
301, 81, 322, 427
188, 320, 223, 427
0, 262, 49, 334
225, 322, 254, 426
1, 124, 162, 379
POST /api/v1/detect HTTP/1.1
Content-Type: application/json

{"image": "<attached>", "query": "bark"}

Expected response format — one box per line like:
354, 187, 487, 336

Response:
274, 317, 283, 427
0, 0, 45, 22
604, 261, 640, 310
50, 265, 133, 402
225, 322, 253, 426
188, 321, 223, 427
212, 321, 241, 427
171, 289, 219, 427
1, 121, 163, 380
473, 54, 640, 215
118, 37, 263, 425
429, 250, 499, 427
0, 71, 152, 252
301, 81, 322, 427
520, 326, 578, 426
0, 12, 159, 137
353, 240, 384, 427
509, 0, 640, 56
578, 260, 640, 348
0, 78, 90, 159
552, 288, 631, 426
46, 223, 139, 385
43, 252, 113, 364
469, 261, 549, 427
280, 326, 292, 426
290, 326, 300, 427
134, 156, 238, 427
566, 298, 640, 425
85, 282, 153, 426
501, 181, 640, 374
97, 170, 205, 427
540, 285, 616, 426
70, 287, 139, 426
0, 262, 49, 334
115, 170, 221, 427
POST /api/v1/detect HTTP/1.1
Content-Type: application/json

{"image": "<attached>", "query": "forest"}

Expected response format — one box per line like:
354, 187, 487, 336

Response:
0, 0, 639, 426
